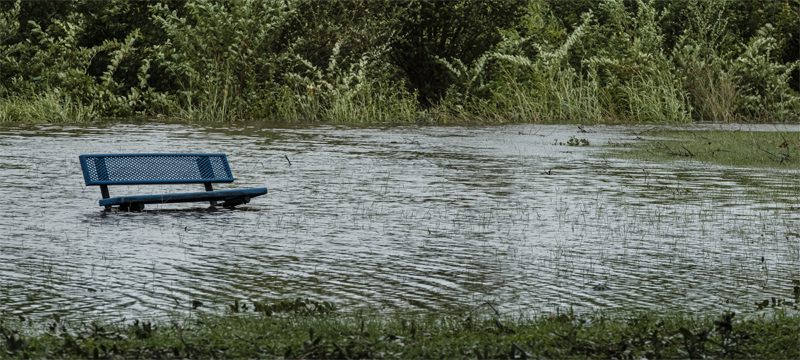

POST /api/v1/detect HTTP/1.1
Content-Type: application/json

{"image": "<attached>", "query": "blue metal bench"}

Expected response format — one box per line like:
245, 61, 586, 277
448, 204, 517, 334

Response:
79, 153, 267, 211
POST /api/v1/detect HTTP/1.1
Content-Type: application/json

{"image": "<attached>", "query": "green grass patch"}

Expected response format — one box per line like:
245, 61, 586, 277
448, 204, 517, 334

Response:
611, 129, 800, 168
2, 305, 798, 359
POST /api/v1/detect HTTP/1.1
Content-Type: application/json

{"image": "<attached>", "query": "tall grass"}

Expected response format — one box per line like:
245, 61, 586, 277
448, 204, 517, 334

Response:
434, 12, 607, 124
0, 92, 96, 124
622, 64, 691, 123
468, 67, 605, 124
268, 81, 420, 124
434, 0, 695, 124
149, 0, 293, 122
272, 42, 420, 124
672, 1, 740, 122
431, 0, 798, 125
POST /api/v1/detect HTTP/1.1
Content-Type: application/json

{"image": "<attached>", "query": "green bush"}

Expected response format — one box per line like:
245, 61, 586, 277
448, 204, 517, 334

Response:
150, 0, 293, 121
732, 25, 800, 122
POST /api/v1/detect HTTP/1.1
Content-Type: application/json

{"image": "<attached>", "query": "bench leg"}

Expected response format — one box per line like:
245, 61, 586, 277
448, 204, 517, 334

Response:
204, 183, 217, 208
119, 203, 145, 212
222, 197, 250, 209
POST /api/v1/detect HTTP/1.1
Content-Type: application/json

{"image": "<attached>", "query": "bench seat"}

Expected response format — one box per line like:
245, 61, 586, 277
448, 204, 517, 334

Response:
99, 187, 268, 207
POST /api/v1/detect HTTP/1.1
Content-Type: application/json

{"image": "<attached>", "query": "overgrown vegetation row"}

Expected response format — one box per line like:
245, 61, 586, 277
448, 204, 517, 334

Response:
0, 0, 799, 125
2, 303, 799, 359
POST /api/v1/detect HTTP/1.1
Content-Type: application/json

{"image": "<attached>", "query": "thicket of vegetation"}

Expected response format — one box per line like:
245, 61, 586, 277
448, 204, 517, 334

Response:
1, 0, 798, 124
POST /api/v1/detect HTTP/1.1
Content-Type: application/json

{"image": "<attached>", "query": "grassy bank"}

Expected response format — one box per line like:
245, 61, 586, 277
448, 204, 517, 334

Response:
2, 306, 798, 359
611, 129, 800, 168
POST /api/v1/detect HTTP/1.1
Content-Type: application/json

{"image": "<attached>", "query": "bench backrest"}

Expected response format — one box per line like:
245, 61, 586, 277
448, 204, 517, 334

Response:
79, 153, 235, 186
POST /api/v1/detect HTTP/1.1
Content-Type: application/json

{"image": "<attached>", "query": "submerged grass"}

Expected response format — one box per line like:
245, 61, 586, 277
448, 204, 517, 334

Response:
1, 307, 797, 359
611, 129, 800, 168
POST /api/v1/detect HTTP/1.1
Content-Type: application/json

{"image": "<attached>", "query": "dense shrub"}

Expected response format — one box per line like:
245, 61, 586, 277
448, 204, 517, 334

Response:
0, 0, 797, 124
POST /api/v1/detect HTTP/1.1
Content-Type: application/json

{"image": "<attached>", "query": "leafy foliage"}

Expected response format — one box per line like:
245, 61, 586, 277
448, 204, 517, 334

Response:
0, 0, 798, 124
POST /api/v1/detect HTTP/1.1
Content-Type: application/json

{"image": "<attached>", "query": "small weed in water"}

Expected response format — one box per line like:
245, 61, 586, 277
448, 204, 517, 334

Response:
556, 136, 590, 146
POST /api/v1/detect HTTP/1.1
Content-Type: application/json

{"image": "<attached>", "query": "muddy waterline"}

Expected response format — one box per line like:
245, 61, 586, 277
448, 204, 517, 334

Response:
0, 123, 798, 321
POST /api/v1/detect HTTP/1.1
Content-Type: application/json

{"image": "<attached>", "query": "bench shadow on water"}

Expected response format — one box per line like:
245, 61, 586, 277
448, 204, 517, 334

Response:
0, 123, 798, 321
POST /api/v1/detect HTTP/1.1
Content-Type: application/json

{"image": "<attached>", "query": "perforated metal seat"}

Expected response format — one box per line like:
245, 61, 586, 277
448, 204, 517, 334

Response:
79, 153, 268, 210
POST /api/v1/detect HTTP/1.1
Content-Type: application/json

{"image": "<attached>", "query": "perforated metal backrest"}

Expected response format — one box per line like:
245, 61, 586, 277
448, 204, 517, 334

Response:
79, 153, 235, 186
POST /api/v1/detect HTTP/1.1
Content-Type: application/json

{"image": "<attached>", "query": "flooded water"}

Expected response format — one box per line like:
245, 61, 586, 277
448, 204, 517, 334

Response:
0, 123, 798, 321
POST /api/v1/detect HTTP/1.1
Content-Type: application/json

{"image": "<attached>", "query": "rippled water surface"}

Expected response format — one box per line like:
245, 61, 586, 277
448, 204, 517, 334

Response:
0, 123, 798, 320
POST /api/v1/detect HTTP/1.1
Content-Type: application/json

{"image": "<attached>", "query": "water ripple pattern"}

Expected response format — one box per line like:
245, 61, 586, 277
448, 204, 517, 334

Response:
0, 124, 798, 320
